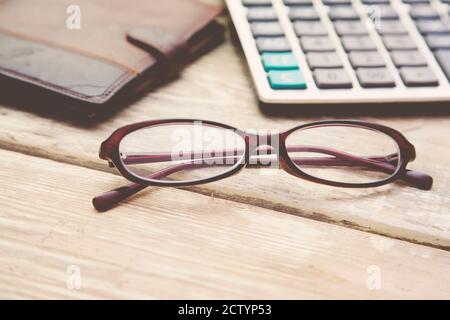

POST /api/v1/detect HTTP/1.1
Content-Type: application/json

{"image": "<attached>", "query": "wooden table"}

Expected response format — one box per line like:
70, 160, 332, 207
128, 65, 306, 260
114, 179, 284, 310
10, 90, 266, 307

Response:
1, 13, 450, 299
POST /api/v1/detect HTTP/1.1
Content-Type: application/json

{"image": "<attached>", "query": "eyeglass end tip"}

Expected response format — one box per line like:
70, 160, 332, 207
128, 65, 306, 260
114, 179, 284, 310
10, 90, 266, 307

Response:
92, 192, 116, 212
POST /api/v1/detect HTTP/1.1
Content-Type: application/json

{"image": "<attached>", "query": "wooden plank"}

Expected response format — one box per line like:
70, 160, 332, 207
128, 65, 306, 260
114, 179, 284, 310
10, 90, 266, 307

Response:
1, 149, 450, 299
0, 37, 449, 249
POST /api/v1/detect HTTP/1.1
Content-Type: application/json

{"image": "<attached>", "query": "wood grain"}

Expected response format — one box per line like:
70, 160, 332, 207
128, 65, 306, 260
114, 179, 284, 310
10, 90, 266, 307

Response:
1, 149, 450, 299
0, 36, 449, 249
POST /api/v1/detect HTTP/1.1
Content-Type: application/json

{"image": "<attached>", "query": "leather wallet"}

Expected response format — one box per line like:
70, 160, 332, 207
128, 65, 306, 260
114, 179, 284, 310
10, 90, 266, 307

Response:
0, 0, 223, 117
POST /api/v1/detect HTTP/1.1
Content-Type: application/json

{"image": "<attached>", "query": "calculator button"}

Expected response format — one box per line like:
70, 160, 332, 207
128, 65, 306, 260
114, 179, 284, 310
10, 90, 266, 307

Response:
329, 6, 360, 21
434, 49, 450, 80
390, 51, 428, 67
257, 37, 291, 52
348, 51, 386, 68
323, 0, 352, 5
375, 20, 408, 35
313, 68, 353, 88
306, 52, 344, 69
356, 68, 396, 87
289, 7, 320, 20
268, 70, 307, 89
374, 5, 399, 20
300, 36, 336, 52
416, 20, 450, 35
262, 52, 299, 70
247, 7, 278, 21
293, 21, 328, 36
283, 0, 313, 5
341, 36, 377, 51
362, 0, 390, 4
403, 0, 430, 3
334, 21, 368, 35
242, 0, 272, 6
382, 35, 418, 50
425, 35, 450, 49
251, 22, 284, 36
399, 67, 439, 86
410, 5, 440, 20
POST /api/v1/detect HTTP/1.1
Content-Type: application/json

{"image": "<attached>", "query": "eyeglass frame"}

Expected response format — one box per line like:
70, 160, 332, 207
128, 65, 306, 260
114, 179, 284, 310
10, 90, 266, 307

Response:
94, 119, 433, 211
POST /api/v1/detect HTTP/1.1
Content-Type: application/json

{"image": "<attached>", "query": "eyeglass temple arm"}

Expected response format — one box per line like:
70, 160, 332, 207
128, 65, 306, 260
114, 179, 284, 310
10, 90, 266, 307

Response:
93, 146, 432, 211
93, 162, 208, 212
120, 145, 431, 189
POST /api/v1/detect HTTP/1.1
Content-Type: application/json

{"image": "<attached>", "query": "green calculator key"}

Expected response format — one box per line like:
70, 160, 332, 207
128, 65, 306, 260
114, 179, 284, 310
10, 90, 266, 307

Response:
261, 52, 299, 71
268, 70, 307, 89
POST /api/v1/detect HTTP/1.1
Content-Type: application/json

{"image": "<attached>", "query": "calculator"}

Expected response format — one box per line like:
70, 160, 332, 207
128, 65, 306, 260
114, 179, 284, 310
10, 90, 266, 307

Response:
226, 0, 450, 104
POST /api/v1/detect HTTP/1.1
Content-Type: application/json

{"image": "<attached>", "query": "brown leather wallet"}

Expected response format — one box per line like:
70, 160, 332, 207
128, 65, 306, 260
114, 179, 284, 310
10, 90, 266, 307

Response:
0, 0, 223, 117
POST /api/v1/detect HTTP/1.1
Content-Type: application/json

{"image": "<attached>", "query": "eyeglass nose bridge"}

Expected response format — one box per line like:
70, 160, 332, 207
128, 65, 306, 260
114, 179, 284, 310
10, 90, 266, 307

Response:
245, 131, 282, 168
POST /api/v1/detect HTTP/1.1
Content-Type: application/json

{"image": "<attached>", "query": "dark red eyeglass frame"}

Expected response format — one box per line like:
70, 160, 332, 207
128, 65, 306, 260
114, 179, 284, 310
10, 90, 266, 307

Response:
93, 119, 433, 211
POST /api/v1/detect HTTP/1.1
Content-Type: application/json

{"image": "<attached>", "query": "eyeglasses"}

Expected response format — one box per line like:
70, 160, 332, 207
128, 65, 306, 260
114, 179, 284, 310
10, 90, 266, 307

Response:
93, 119, 433, 211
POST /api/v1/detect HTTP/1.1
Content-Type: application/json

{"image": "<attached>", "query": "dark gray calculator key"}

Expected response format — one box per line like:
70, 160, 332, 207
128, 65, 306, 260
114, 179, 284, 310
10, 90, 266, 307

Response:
247, 7, 278, 21
410, 5, 440, 20
383, 35, 418, 50
334, 21, 368, 35
426, 35, 450, 49
300, 36, 336, 52
375, 5, 399, 20
390, 51, 428, 67
313, 68, 353, 88
289, 7, 320, 20
283, 0, 313, 5
323, 0, 352, 5
251, 22, 284, 37
375, 20, 408, 35
356, 68, 396, 87
348, 51, 386, 68
293, 21, 328, 36
362, 0, 390, 4
306, 52, 344, 68
434, 49, 450, 80
403, 0, 430, 3
257, 37, 291, 52
416, 20, 450, 34
242, 0, 273, 6
329, 6, 360, 21
399, 67, 439, 86
341, 36, 377, 51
